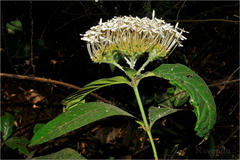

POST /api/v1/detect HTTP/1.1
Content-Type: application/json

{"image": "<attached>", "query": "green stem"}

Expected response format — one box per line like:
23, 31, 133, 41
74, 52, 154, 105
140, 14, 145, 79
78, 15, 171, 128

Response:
133, 85, 158, 160
112, 62, 125, 73
136, 57, 152, 76
104, 61, 134, 80
112, 62, 136, 81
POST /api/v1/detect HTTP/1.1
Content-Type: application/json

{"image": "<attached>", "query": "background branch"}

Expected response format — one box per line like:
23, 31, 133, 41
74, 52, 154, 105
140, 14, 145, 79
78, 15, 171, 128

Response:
167, 19, 239, 23
208, 78, 240, 87
0, 73, 113, 105
29, 1, 35, 74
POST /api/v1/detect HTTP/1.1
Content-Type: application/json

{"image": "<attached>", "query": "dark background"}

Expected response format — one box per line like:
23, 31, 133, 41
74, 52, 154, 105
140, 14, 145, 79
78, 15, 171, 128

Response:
1, 1, 239, 159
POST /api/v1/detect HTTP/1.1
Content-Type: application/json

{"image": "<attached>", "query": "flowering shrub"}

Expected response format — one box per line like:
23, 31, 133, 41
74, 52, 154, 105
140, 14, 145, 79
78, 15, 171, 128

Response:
30, 11, 216, 160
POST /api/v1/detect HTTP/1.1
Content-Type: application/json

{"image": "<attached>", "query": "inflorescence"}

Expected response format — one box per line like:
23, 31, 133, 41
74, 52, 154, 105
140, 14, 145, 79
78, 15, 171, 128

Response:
81, 10, 187, 68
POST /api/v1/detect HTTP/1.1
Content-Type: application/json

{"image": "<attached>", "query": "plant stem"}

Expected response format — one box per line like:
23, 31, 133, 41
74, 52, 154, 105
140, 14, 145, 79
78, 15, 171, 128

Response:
133, 85, 159, 160
136, 57, 151, 75
112, 62, 125, 73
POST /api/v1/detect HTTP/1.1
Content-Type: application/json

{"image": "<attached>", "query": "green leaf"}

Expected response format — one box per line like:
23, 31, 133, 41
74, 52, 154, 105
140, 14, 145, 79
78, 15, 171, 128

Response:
207, 134, 216, 158
172, 88, 189, 107
63, 99, 85, 112
62, 76, 130, 109
29, 102, 134, 146
157, 92, 174, 108
156, 87, 189, 108
0, 112, 14, 140
6, 19, 23, 34
33, 123, 45, 134
148, 106, 180, 128
156, 87, 176, 108
5, 136, 30, 156
32, 148, 86, 159
143, 64, 216, 138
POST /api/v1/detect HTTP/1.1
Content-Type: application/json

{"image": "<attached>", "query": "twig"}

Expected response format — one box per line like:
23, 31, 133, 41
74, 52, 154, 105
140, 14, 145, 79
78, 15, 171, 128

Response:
54, 9, 105, 32
228, 102, 239, 115
29, 1, 35, 74
40, 5, 59, 39
134, 145, 150, 155
176, 0, 187, 21
0, 73, 113, 105
221, 127, 239, 145
1, 101, 62, 107
233, 14, 240, 18
158, 91, 186, 104
55, 15, 86, 32
208, 78, 240, 87
2, 73, 237, 105
217, 66, 240, 94
162, 1, 182, 18
166, 19, 239, 23
11, 123, 34, 137
225, 66, 240, 83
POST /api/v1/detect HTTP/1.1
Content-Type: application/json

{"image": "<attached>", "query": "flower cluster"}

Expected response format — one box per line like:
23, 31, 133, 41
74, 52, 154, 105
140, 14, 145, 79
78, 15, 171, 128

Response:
81, 11, 187, 68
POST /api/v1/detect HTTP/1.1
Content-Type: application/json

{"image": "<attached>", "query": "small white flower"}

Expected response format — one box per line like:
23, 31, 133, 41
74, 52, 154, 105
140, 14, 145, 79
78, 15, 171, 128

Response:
81, 10, 187, 65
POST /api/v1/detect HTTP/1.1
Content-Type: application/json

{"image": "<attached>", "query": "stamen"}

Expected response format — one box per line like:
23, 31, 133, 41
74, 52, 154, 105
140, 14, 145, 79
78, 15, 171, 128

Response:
152, 10, 155, 20
81, 11, 187, 64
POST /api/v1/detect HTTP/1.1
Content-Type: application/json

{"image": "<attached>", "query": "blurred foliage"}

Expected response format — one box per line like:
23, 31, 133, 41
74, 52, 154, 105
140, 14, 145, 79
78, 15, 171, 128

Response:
1, 112, 30, 156
0, 112, 14, 140
5, 136, 30, 156
33, 148, 86, 159
6, 19, 22, 34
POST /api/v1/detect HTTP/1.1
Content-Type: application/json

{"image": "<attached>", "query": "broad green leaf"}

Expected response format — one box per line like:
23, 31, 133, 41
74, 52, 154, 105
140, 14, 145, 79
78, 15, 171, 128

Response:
63, 99, 85, 112
5, 136, 30, 156
29, 102, 134, 146
143, 64, 216, 138
32, 148, 86, 159
6, 19, 23, 34
33, 123, 45, 134
148, 106, 180, 128
62, 76, 130, 109
0, 112, 14, 140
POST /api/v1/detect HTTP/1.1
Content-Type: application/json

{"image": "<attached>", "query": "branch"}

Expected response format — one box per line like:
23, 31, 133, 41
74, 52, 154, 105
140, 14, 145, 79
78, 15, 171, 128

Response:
166, 19, 239, 23
208, 78, 240, 87
0, 73, 113, 105
29, 1, 35, 73
216, 66, 240, 95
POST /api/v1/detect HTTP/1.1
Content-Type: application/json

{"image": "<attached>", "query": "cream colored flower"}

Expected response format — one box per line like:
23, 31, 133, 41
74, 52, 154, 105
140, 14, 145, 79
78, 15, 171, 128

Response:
81, 10, 187, 68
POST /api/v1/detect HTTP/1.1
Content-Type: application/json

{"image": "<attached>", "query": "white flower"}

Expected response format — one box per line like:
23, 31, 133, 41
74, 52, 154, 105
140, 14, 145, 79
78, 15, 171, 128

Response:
81, 10, 188, 66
